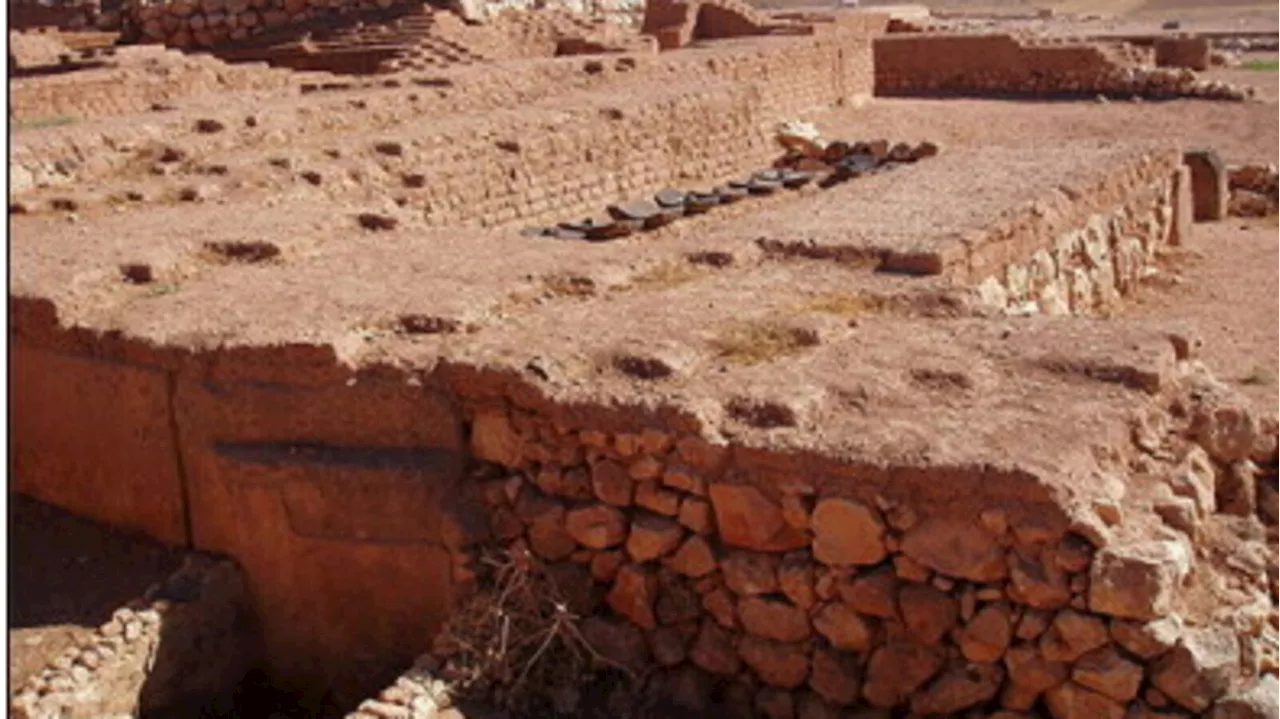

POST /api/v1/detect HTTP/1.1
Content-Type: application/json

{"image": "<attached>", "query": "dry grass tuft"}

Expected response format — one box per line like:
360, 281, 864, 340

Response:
11, 115, 76, 132
797, 292, 889, 317
1242, 59, 1279, 71
542, 274, 597, 298
1240, 365, 1276, 386
431, 548, 631, 715
710, 320, 819, 365
621, 261, 707, 291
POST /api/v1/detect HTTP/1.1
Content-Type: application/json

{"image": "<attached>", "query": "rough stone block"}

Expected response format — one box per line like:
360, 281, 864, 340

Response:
1088, 540, 1191, 620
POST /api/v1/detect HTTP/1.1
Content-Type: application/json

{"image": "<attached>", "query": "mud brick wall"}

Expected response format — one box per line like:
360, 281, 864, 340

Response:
381, 37, 875, 228
443, 388, 1276, 718
965, 147, 1190, 316
874, 33, 1251, 100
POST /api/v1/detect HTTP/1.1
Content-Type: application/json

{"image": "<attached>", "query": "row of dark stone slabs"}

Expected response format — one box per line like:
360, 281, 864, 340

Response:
522, 139, 940, 242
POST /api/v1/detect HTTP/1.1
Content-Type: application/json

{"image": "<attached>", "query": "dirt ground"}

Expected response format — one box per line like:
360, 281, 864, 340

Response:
1120, 217, 1279, 414
8, 494, 186, 695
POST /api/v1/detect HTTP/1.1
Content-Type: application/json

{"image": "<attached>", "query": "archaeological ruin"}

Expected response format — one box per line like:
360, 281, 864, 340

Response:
8, 0, 1279, 717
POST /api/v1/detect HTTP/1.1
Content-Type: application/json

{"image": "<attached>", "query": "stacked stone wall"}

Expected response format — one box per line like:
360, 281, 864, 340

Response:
10, 556, 257, 719
968, 149, 1190, 316
403, 355, 1277, 718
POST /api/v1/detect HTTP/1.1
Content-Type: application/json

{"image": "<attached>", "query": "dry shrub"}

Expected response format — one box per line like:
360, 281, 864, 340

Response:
430, 548, 633, 716
709, 320, 820, 365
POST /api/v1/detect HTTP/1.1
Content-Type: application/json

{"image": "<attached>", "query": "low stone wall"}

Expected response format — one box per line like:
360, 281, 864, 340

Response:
348, 357, 1278, 718
9, 556, 258, 719
874, 33, 1254, 101
970, 148, 1189, 316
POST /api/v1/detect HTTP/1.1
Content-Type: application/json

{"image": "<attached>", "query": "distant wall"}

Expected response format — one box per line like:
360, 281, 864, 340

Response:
8, 0, 98, 31
405, 34, 878, 228
874, 33, 1250, 100
875, 34, 1141, 96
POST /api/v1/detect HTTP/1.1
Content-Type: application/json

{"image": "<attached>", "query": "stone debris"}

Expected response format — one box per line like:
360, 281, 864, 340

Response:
1227, 164, 1278, 217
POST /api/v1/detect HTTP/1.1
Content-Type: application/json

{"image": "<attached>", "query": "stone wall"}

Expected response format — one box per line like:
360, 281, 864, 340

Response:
361, 351, 1277, 719
970, 148, 1189, 316
874, 33, 1254, 101
9, 556, 258, 719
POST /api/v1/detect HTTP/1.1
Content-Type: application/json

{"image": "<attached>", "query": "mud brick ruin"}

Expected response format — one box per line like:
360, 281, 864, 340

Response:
8, 0, 1280, 717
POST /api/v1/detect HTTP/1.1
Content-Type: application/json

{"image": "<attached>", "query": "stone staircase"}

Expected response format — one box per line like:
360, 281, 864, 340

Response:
207, 4, 494, 74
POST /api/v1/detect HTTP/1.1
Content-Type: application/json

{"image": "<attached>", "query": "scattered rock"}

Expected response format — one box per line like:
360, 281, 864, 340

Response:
626, 515, 683, 563
580, 616, 649, 673
667, 535, 717, 578
357, 212, 398, 231
737, 635, 809, 689
1110, 615, 1182, 659
812, 602, 874, 652
1207, 674, 1280, 719
606, 564, 659, 629
1088, 540, 1190, 620
689, 620, 740, 675
708, 484, 807, 552
809, 647, 861, 705
862, 640, 946, 707
1071, 646, 1143, 702
1043, 681, 1126, 719
910, 662, 1004, 715
958, 602, 1013, 662
194, 118, 225, 133
898, 583, 958, 645
901, 517, 1007, 581
1003, 645, 1069, 710
811, 498, 887, 566
565, 505, 628, 549
738, 597, 811, 643
1150, 626, 1241, 712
